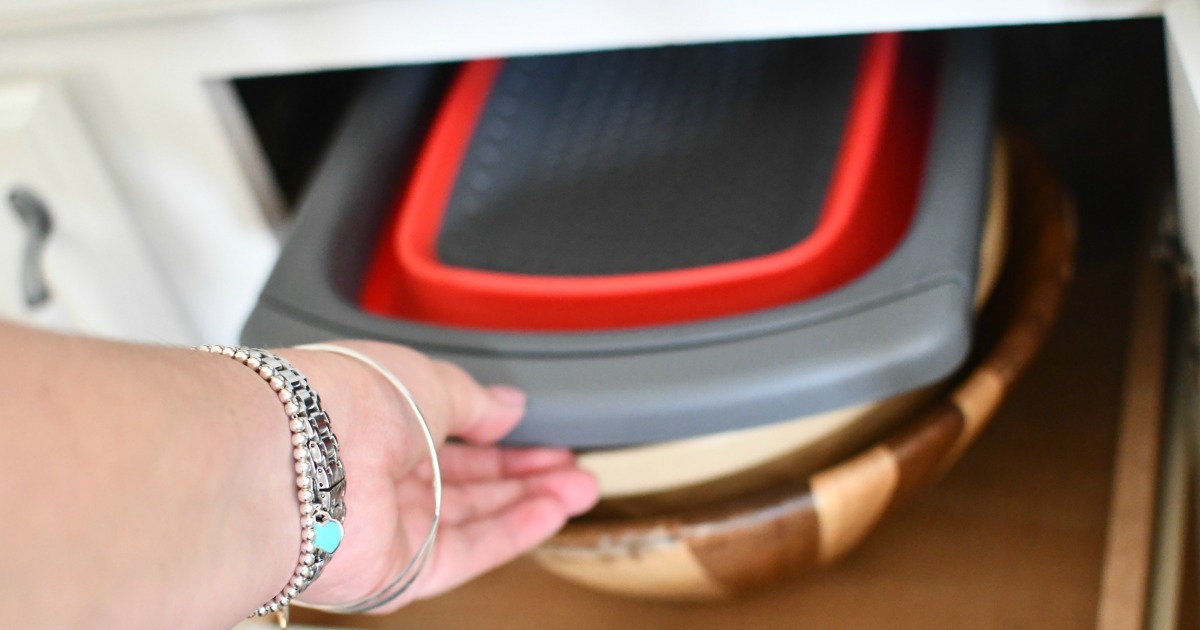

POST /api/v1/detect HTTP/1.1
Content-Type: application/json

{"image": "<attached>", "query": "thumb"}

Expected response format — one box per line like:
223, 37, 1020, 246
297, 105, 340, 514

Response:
425, 358, 527, 445
297, 341, 528, 446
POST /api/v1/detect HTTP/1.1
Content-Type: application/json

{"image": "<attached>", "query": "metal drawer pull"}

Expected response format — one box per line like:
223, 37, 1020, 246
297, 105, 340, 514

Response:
8, 186, 53, 307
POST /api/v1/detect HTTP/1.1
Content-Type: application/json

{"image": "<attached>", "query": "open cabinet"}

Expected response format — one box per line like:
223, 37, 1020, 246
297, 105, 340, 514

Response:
0, 2, 1195, 628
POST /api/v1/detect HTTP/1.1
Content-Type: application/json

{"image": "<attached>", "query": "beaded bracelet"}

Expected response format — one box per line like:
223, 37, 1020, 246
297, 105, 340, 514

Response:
196, 345, 346, 621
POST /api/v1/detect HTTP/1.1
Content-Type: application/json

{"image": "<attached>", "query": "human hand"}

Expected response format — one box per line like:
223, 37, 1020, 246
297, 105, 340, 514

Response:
284, 341, 598, 613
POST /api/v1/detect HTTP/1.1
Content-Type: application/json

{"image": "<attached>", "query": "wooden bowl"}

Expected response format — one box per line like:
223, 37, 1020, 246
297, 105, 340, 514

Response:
532, 134, 1074, 599
577, 140, 1011, 519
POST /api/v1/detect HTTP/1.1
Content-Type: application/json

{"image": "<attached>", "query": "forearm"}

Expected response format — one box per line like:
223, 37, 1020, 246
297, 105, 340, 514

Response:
0, 323, 299, 628
0, 322, 597, 627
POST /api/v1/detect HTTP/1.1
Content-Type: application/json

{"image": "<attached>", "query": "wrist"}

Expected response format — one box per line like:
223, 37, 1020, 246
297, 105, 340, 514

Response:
277, 344, 399, 602
285, 342, 446, 613
192, 348, 307, 621
204, 345, 367, 616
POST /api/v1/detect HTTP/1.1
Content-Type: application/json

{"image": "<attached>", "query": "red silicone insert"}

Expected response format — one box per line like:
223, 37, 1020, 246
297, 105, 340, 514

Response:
360, 33, 936, 331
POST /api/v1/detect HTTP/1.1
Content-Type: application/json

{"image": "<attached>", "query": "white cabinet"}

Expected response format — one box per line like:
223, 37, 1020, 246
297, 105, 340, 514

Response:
1167, 0, 1200, 292
0, 78, 193, 341
0, 0, 1178, 344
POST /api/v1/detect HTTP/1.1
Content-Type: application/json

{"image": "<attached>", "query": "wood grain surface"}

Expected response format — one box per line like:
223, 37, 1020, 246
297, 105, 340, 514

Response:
524, 133, 1074, 598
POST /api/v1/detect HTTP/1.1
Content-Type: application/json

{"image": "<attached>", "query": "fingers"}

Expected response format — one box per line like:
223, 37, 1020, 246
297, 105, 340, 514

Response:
331, 341, 528, 445
416, 443, 577, 483
414, 492, 593, 600
435, 467, 598, 526
433, 496, 568, 589
427, 359, 526, 444
402, 443, 595, 525
394, 446, 599, 602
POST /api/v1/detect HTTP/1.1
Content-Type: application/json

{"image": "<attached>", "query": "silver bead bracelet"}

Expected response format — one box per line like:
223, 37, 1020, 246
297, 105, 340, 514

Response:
196, 345, 346, 622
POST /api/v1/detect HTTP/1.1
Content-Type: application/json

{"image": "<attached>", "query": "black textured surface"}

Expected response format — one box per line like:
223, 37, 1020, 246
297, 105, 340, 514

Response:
234, 68, 372, 212
436, 36, 863, 275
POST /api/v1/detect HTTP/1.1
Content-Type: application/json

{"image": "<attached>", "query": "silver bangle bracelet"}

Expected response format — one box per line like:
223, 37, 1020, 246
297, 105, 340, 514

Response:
292, 343, 442, 615
196, 344, 346, 619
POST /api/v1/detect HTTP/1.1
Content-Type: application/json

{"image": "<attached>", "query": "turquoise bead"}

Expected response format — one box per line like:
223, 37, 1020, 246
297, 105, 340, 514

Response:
313, 519, 344, 554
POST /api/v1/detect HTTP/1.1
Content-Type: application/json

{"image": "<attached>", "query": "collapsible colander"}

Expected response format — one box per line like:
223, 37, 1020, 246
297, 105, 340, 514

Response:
243, 31, 994, 448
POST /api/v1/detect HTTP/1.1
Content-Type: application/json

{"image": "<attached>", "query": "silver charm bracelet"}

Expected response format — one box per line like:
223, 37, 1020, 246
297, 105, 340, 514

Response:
196, 345, 346, 619
292, 343, 442, 615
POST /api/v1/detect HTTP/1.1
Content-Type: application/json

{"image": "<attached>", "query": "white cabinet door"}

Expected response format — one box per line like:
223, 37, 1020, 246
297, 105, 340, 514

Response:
0, 78, 195, 342
1168, 1, 1200, 280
